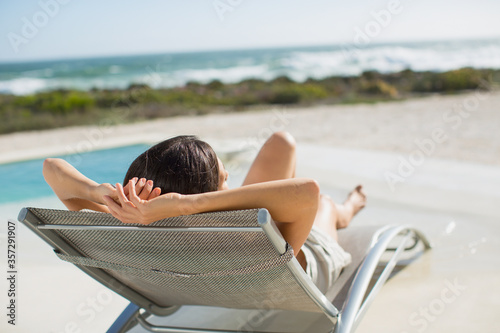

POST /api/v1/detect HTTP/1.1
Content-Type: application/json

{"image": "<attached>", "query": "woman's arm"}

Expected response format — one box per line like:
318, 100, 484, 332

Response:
43, 158, 114, 212
43, 158, 161, 212
104, 177, 320, 256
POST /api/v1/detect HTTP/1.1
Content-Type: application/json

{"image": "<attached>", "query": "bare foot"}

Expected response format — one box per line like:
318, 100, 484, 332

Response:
336, 185, 366, 229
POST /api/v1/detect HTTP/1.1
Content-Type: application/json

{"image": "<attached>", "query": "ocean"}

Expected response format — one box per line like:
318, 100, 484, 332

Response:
1, 38, 500, 95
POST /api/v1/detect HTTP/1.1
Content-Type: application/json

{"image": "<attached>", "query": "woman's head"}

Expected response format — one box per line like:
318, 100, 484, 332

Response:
124, 135, 228, 195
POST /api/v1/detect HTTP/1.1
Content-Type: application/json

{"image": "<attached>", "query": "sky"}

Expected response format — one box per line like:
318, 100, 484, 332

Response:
0, 0, 499, 62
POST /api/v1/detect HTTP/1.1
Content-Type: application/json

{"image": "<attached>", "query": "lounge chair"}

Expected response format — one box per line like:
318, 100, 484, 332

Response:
18, 207, 431, 333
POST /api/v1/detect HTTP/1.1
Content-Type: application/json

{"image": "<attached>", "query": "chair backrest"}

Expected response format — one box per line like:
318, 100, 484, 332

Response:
19, 207, 339, 321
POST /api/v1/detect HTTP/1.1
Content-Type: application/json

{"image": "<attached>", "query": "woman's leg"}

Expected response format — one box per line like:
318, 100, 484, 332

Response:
242, 131, 366, 266
242, 131, 309, 265
313, 187, 366, 241
242, 131, 296, 185
242, 131, 366, 236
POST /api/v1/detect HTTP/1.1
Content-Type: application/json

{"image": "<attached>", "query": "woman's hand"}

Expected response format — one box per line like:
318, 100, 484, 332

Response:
97, 178, 161, 205
122, 177, 162, 201
94, 183, 118, 204
103, 178, 181, 224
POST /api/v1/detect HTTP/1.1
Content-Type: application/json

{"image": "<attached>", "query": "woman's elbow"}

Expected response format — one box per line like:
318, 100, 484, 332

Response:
42, 158, 61, 181
43, 157, 55, 172
43, 158, 52, 174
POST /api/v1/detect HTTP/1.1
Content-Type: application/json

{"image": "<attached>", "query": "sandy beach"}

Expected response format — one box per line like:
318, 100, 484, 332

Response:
0, 91, 499, 332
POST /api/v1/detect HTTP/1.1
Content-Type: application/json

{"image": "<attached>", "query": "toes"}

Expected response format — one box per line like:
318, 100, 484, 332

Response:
346, 185, 367, 211
354, 185, 366, 199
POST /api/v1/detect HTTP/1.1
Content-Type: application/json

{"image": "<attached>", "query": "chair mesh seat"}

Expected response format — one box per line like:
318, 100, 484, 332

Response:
29, 208, 323, 313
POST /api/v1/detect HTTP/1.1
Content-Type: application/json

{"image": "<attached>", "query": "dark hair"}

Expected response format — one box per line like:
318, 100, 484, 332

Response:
123, 135, 219, 195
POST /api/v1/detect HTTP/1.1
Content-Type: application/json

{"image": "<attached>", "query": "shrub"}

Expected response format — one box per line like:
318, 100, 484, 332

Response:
359, 79, 398, 97
63, 91, 95, 111
127, 83, 151, 90
440, 68, 484, 91
239, 78, 266, 89
268, 85, 302, 104
297, 83, 329, 101
12, 90, 95, 114
271, 75, 294, 85
206, 79, 224, 90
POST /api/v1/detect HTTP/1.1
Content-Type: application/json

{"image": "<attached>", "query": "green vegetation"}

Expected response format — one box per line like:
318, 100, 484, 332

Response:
0, 67, 498, 134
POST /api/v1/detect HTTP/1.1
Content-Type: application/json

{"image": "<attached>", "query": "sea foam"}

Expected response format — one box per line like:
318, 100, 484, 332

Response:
1, 39, 499, 95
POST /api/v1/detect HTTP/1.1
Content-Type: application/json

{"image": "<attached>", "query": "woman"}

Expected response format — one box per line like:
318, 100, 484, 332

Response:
43, 131, 366, 292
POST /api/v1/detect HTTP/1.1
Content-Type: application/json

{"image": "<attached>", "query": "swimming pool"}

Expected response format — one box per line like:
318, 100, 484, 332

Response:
0, 144, 150, 204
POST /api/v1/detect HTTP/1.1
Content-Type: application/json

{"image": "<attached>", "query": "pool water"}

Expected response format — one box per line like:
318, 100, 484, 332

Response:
0, 144, 150, 204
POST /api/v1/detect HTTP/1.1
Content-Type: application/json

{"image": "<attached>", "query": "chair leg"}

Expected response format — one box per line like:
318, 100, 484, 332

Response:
107, 302, 141, 333
335, 226, 430, 333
